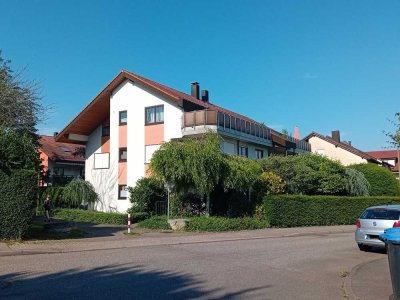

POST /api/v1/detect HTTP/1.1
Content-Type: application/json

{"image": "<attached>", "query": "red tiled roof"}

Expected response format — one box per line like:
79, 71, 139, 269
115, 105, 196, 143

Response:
303, 131, 380, 163
39, 135, 85, 163
366, 150, 399, 172
56, 70, 258, 143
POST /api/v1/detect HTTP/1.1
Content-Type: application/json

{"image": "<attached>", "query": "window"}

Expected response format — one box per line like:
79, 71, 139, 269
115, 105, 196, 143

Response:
59, 146, 71, 152
255, 149, 264, 159
145, 145, 161, 163
119, 185, 128, 199
223, 142, 236, 155
53, 167, 64, 176
102, 125, 110, 137
145, 105, 164, 125
239, 146, 248, 158
94, 153, 110, 169
119, 111, 127, 125
119, 148, 127, 162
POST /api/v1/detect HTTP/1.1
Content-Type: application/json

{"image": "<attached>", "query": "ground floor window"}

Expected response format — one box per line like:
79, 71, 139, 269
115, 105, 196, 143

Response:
118, 185, 128, 200
255, 149, 264, 159
239, 146, 248, 158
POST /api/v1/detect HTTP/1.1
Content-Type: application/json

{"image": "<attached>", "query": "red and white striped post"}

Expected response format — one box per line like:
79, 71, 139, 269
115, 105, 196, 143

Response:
128, 213, 131, 234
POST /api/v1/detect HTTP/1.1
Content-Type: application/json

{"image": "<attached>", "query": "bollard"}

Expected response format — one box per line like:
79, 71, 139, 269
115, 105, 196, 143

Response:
128, 213, 131, 234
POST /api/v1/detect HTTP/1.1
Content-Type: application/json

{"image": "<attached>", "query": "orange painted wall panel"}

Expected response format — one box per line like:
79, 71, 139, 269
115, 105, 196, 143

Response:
39, 151, 49, 171
144, 164, 151, 178
101, 137, 110, 153
118, 162, 127, 184
119, 125, 127, 148
145, 124, 164, 145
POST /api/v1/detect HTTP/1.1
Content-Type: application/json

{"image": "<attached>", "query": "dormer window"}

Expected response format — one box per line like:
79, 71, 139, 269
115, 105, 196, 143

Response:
60, 146, 71, 152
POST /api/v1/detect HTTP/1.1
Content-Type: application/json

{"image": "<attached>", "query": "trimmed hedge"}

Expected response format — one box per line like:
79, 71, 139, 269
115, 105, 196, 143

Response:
139, 216, 269, 231
53, 209, 149, 225
349, 163, 400, 196
264, 195, 400, 227
0, 170, 37, 239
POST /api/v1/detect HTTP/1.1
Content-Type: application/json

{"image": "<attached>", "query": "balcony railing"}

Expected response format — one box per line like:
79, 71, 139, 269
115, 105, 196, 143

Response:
182, 109, 311, 152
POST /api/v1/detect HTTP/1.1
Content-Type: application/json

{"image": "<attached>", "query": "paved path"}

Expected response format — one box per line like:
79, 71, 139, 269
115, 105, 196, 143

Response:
0, 225, 393, 299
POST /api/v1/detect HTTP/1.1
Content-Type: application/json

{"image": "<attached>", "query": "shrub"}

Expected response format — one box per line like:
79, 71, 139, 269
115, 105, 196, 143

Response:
37, 187, 66, 213
259, 154, 348, 195
350, 163, 400, 196
345, 168, 370, 196
264, 194, 400, 227
53, 209, 149, 225
0, 169, 37, 239
139, 216, 171, 230
186, 216, 269, 232
252, 171, 286, 204
128, 177, 166, 214
62, 178, 99, 208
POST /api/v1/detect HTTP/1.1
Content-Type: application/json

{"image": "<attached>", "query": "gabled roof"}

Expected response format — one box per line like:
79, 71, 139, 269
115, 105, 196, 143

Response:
366, 150, 399, 171
39, 135, 85, 163
55, 70, 256, 143
303, 131, 380, 163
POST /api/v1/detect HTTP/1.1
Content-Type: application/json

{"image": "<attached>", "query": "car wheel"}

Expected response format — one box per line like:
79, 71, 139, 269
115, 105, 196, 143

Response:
358, 244, 371, 251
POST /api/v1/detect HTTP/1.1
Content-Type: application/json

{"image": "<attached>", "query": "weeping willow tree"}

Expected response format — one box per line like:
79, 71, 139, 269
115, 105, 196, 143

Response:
62, 178, 99, 208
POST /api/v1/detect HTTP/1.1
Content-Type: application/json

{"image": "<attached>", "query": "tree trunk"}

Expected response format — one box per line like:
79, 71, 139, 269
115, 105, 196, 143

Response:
206, 193, 210, 217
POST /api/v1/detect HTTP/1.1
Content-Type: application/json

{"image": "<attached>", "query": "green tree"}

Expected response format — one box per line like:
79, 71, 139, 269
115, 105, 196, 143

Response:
344, 168, 370, 196
128, 177, 166, 214
62, 178, 99, 208
384, 112, 400, 179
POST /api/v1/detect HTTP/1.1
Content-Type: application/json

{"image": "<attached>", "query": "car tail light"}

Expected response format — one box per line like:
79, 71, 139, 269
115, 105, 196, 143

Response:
393, 221, 400, 227
356, 219, 361, 228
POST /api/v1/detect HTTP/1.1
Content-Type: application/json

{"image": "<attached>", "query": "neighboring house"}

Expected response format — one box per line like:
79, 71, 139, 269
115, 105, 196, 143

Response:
55, 70, 311, 212
39, 135, 85, 186
366, 150, 399, 179
303, 130, 381, 166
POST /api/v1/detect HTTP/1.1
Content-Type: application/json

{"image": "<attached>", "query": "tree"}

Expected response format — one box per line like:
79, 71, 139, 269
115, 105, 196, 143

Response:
0, 51, 43, 131
384, 112, 400, 179
128, 177, 166, 214
62, 178, 99, 208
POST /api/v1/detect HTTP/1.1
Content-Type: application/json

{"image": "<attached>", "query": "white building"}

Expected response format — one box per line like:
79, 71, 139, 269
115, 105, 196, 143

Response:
56, 70, 311, 212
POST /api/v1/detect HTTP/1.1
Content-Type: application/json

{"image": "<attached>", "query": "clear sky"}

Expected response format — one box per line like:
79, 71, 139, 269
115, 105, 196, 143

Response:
1, 0, 399, 150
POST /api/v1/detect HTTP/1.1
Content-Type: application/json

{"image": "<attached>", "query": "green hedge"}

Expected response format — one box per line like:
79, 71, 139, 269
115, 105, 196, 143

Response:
0, 170, 37, 239
139, 216, 269, 231
264, 195, 400, 227
53, 209, 149, 225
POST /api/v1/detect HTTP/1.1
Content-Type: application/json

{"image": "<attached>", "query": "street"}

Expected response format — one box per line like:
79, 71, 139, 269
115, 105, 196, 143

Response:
0, 228, 391, 299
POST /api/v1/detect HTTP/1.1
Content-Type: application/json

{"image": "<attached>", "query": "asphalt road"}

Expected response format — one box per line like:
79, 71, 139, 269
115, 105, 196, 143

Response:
0, 231, 390, 299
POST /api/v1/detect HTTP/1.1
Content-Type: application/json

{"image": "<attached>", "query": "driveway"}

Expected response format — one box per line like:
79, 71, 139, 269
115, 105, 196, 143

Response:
0, 226, 392, 299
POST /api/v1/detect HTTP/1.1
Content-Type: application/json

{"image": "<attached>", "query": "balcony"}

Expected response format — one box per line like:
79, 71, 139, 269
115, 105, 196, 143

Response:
182, 110, 311, 152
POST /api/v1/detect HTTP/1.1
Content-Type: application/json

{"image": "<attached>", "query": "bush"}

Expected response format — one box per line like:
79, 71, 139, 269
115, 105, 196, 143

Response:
252, 171, 286, 205
53, 209, 149, 225
264, 195, 400, 227
345, 168, 370, 196
259, 154, 348, 195
62, 178, 99, 208
0, 169, 37, 239
139, 216, 269, 231
128, 177, 166, 214
350, 163, 400, 196
186, 216, 269, 232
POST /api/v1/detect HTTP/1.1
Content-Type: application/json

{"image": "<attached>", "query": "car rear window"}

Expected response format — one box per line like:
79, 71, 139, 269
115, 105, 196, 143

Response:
360, 209, 400, 220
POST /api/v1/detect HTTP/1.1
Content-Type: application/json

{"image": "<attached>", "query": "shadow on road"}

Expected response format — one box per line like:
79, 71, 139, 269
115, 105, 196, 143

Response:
0, 264, 269, 299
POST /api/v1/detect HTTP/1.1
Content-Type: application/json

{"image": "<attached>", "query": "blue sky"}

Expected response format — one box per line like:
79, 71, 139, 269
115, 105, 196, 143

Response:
1, 0, 399, 150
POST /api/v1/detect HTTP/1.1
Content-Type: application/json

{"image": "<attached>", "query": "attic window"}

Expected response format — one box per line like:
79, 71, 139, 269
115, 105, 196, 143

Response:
60, 146, 71, 152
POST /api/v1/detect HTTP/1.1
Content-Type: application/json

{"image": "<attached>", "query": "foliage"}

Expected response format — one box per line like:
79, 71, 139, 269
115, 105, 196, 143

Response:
264, 195, 400, 227
253, 172, 286, 200
344, 168, 370, 196
185, 216, 269, 232
259, 154, 348, 195
224, 155, 262, 191
383, 112, 400, 149
0, 127, 41, 172
151, 132, 226, 195
62, 178, 99, 208
128, 177, 166, 214
54, 209, 149, 225
0, 169, 37, 239
0, 51, 43, 131
37, 187, 65, 214
139, 216, 171, 230
350, 163, 400, 196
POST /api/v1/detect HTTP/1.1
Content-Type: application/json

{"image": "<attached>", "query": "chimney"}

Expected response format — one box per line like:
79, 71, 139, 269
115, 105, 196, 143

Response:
53, 132, 59, 137
332, 130, 340, 143
191, 82, 200, 99
201, 90, 209, 102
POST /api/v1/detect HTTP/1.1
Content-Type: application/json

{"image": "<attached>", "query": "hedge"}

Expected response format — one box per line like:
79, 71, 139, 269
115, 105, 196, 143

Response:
0, 170, 37, 239
53, 209, 149, 225
264, 195, 400, 227
139, 216, 269, 231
